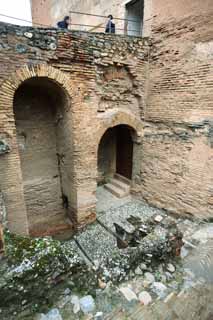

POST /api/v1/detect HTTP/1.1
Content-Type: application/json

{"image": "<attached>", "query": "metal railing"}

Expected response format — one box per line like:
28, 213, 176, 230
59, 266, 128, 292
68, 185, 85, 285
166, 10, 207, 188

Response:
0, 12, 143, 37
69, 10, 143, 36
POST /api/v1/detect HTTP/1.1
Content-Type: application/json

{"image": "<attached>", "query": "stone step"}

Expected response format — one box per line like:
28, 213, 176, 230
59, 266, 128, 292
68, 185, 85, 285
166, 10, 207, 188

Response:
110, 178, 130, 192
105, 183, 130, 198
114, 173, 131, 185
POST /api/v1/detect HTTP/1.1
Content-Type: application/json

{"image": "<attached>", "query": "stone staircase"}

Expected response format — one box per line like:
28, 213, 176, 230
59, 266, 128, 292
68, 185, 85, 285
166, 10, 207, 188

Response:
104, 173, 131, 198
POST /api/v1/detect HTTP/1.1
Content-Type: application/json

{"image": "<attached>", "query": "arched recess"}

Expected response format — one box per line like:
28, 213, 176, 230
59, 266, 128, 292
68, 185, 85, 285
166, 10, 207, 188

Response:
0, 65, 74, 235
97, 110, 143, 146
97, 110, 143, 185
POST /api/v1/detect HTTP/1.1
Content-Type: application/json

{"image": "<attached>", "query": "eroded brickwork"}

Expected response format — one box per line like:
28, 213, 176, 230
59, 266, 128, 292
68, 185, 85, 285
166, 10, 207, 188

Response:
139, 0, 213, 217
0, 24, 148, 235
1, 0, 213, 236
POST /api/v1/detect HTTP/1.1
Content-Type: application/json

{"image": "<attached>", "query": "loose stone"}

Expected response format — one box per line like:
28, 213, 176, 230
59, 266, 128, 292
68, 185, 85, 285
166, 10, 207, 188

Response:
80, 295, 95, 314
119, 287, 138, 302
144, 272, 155, 284
138, 291, 152, 305
167, 263, 176, 273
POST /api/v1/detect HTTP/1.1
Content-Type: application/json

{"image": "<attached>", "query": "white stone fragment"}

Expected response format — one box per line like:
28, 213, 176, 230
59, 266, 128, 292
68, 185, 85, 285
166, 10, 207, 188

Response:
166, 263, 175, 273
24, 32, 33, 39
79, 295, 95, 314
135, 266, 143, 275
46, 308, 62, 320
152, 282, 168, 298
71, 295, 80, 314
49, 43, 57, 50
138, 291, 152, 305
154, 215, 163, 223
119, 287, 138, 302
94, 311, 104, 320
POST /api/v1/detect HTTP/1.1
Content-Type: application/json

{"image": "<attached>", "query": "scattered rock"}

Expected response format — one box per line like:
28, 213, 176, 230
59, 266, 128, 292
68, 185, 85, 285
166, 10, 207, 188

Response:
98, 278, 107, 289
58, 295, 70, 309
63, 288, 71, 295
80, 295, 95, 314
140, 263, 147, 271
135, 266, 143, 275
46, 308, 62, 320
138, 291, 152, 305
152, 282, 168, 298
119, 287, 138, 302
154, 215, 164, 223
144, 272, 155, 284
71, 295, 80, 314
167, 263, 175, 273
94, 311, 104, 320
165, 272, 173, 280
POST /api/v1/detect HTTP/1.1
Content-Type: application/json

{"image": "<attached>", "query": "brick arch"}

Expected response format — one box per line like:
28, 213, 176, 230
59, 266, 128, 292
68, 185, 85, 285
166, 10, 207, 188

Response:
97, 110, 143, 149
0, 64, 72, 110
0, 64, 73, 236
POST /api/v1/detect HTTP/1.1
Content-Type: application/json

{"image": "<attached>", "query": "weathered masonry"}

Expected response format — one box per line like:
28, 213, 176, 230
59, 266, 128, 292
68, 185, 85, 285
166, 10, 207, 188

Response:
0, 0, 213, 237
0, 24, 146, 236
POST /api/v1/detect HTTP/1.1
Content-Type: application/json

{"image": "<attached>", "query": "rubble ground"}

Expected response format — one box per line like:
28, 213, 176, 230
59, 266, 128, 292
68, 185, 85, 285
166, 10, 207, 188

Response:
0, 195, 212, 320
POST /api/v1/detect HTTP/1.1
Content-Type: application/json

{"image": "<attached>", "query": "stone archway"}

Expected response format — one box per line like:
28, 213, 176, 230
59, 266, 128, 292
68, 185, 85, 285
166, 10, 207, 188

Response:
0, 65, 73, 235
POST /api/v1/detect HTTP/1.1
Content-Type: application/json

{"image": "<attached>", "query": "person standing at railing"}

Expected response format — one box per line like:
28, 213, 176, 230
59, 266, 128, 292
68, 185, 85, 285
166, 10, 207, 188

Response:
105, 15, 115, 33
57, 16, 71, 29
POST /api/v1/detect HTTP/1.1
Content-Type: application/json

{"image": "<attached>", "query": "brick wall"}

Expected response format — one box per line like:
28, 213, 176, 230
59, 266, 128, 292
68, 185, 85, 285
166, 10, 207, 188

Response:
14, 79, 67, 234
137, 0, 213, 218
0, 23, 147, 235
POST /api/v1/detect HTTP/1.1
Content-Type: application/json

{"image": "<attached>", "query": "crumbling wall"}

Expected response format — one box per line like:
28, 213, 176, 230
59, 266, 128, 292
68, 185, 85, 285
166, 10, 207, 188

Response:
0, 23, 147, 235
139, 0, 213, 218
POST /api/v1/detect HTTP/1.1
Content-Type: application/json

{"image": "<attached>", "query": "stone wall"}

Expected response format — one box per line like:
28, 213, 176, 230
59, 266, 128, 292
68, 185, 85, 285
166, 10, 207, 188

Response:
30, 0, 213, 219
0, 23, 147, 235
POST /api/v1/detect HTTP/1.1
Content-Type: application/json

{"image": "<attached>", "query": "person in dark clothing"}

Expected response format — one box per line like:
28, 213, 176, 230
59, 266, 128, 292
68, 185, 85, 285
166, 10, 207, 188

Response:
57, 16, 71, 29
105, 15, 115, 33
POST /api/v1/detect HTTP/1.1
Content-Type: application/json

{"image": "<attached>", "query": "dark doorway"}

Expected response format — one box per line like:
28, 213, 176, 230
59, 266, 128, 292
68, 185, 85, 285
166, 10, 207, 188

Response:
116, 126, 133, 179
97, 125, 134, 184
125, 0, 144, 36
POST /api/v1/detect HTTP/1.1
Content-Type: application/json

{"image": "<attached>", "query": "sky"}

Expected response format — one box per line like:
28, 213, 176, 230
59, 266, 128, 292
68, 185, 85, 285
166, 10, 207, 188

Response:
0, 0, 32, 26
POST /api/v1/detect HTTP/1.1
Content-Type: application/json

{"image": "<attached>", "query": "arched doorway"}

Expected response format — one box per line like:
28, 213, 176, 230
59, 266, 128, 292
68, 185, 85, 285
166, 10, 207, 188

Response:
98, 125, 134, 185
13, 77, 73, 232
